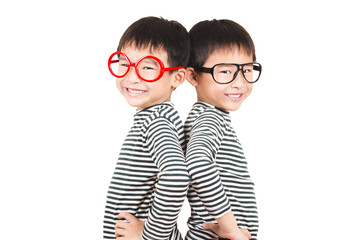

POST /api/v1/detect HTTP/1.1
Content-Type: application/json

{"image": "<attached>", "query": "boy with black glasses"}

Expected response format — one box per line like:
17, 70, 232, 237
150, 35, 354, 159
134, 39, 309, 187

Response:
184, 19, 262, 240
103, 16, 190, 240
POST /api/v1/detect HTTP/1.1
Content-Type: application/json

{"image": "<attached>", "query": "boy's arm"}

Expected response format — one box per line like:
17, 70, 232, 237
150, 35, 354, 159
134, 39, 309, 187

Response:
187, 112, 246, 237
186, 112, 232, 218
142, 117, 190, 240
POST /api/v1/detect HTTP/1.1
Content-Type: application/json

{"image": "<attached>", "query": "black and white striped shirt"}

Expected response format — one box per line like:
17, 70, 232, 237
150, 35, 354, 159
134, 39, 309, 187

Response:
184, 102, 258, 240
103, 102, 190, 240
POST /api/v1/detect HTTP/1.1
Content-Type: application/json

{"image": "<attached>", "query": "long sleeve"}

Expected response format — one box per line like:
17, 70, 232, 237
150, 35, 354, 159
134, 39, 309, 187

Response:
186, 110, 231, 219
142, 117, 190, 240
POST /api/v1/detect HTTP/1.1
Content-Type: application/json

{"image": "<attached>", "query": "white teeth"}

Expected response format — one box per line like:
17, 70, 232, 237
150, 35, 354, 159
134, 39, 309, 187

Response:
227, 94, 241, 98
128, 88, 145, 94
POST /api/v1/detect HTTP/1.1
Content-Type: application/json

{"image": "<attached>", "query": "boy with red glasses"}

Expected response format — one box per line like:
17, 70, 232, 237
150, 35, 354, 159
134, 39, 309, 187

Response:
184, 19, 261, 240
103, 17, 190, 240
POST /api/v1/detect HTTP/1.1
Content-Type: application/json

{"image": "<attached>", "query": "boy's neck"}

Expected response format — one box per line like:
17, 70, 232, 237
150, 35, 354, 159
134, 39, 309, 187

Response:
136, 101, 172, 111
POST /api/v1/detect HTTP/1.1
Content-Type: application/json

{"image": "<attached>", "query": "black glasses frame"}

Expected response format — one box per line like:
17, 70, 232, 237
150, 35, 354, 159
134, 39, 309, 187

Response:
194, 62, 262, 84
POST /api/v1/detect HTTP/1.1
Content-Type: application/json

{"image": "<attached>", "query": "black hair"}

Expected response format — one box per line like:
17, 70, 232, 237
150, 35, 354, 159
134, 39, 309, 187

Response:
117, 16, 190, 68
188, 19, 256, 68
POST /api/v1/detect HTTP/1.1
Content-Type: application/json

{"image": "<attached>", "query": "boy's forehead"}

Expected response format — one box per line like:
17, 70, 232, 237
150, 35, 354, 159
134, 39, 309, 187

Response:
206, 46, 253, 64
122, 42, 167, 56
120, 42, 169, 64
213, 45, 250, 56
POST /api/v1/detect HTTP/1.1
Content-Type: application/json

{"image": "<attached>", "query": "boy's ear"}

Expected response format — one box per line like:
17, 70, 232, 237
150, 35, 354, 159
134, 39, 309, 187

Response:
171, 68, 186, 89
186, 67, 198, 87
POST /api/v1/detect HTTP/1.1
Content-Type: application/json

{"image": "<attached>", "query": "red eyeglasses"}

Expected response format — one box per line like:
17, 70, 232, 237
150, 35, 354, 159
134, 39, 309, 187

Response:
108, 52, 184, 82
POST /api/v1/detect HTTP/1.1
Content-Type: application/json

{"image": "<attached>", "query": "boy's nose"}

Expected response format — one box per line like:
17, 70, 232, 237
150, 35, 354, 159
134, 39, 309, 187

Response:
231, 71, 247, 87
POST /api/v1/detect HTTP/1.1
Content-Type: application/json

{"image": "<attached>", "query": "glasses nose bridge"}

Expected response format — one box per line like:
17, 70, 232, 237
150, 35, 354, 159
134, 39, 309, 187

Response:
236, 64, 246, 77
127, 61, 138, 73
123, 61, 142, 81
232, 65, 247, 84
235, 64, 244, 77
128, 61, 137, 70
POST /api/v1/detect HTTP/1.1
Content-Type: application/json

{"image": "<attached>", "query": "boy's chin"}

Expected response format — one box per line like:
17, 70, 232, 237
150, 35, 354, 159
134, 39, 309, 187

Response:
226, 106, 241, 112
126, 99, 161, 110
124, 99, 146, 110
222, 102, 243, 112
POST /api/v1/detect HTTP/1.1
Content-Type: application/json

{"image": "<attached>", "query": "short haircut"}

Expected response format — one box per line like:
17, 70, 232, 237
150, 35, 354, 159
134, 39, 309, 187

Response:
188, 19, 256, 68
117, 16, 190, 68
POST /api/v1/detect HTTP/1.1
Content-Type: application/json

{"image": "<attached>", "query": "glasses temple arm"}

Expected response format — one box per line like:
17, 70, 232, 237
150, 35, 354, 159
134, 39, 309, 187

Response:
253, 65, 262, 71
164, 66, 184, 71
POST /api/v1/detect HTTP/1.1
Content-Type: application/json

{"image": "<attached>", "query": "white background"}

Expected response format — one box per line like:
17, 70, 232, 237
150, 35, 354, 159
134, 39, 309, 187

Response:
1, 0, 361, 239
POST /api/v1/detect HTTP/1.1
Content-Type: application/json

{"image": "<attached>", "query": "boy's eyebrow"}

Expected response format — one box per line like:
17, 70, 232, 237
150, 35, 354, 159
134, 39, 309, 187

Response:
118, 56, 128, 61
139, 58, 159, 66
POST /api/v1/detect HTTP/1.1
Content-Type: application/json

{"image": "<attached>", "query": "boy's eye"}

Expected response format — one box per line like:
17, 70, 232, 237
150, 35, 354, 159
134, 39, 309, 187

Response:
219, 70, 232, 74
138, 58, 160, 72
215, 64, 237, 75
243, 66, 254, 74
217, 68, 234, 74
142, 66, 156, 71
119, 58, 129, 68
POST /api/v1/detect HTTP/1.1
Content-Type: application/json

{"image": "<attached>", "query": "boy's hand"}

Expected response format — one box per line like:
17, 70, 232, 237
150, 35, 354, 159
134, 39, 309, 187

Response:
203, 222, 252, 240
115, 212, 144, 240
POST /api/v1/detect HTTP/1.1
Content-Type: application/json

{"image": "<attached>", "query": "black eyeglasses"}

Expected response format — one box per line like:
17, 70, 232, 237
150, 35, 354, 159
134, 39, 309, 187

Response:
194, 62, 262, 84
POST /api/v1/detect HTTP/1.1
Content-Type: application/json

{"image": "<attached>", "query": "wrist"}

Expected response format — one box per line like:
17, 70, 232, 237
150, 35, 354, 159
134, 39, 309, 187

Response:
215, 211, 239, 234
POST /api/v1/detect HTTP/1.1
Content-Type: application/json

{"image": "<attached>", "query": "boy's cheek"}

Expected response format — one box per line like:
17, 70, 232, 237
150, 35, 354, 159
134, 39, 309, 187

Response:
115, 79, 123, 92
243, 85, 253, 99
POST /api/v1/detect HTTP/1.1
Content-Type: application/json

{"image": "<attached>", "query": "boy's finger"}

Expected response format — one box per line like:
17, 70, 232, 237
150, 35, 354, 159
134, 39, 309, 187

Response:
202, 222, 218, 232
241, 228, 252, 239
115, 227, 126, 237
117, 212, 137, 222
115, 221, 128, 229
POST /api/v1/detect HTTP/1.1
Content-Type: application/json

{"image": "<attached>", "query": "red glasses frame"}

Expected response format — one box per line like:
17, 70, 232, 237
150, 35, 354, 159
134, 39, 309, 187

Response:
108, 52, 184, 82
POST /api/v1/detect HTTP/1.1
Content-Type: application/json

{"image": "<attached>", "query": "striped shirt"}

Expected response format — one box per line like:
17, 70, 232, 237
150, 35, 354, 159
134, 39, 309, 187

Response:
103, 102, 190, 240
184, 102, 258, 240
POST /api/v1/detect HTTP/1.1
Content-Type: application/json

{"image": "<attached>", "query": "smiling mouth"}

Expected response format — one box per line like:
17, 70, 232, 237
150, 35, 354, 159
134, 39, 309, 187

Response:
226, 94, 242, 98
127, 88, 146, 94
125, 88, 147, 97
225, 93, 243, 102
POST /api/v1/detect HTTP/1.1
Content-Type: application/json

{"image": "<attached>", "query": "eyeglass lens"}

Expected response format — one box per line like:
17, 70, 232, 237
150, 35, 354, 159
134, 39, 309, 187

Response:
213, 63, 261, 83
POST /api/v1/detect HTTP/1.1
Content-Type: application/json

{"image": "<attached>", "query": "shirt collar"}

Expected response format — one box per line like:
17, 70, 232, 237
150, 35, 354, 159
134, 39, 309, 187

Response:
134, 101, 174, 118
193, 101, 231, 121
